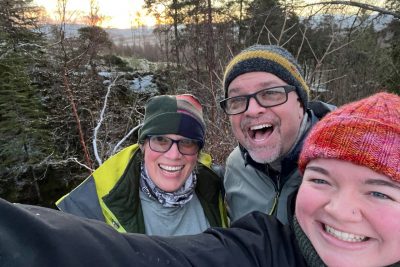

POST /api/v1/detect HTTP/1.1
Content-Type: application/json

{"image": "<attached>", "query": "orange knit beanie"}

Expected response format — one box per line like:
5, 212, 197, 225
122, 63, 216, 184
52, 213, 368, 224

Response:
299, 92, 400, 182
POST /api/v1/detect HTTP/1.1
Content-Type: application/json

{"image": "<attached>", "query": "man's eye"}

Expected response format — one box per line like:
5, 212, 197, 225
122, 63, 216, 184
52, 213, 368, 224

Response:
228, 97, 245, 107
259, 90, 284, 101
262, 90, 280, 95
259, 91, 273, 98
230, 97, 244, 103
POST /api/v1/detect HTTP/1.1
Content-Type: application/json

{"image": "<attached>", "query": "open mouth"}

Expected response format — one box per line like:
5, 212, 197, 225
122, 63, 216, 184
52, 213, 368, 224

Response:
248, 124, 273, 141
324, 224, 369, 243
159, 164, 184, 173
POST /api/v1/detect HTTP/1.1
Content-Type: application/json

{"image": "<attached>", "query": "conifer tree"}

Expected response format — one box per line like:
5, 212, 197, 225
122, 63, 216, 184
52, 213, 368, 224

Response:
0, 0, 52, 201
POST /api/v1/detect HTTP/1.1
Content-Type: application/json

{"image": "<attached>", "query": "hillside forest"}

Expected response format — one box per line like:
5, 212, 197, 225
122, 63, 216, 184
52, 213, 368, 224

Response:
1, 0, 399, 207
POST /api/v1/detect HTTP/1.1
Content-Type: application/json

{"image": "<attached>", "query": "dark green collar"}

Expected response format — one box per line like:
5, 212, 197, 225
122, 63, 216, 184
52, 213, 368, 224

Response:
102, 149, 145, 233
293, 216, 326, 267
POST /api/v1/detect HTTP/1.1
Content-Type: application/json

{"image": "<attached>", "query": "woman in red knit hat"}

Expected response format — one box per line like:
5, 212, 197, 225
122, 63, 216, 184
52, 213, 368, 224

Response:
296, 91, 400, 267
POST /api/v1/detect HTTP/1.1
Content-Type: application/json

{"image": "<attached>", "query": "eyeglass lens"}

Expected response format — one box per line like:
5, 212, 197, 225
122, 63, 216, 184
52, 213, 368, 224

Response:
222, 86, 293, 115
149, 136, 199, 155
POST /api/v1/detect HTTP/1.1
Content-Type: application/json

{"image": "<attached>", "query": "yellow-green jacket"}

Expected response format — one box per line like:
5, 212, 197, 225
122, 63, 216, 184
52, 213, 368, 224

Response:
56, 144, 228, 233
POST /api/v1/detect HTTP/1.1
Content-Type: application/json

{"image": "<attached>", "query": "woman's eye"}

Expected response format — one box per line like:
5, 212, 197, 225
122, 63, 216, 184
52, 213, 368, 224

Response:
369, 191, 392, 200
154, 136, 169, 144
310, 178, 328, 185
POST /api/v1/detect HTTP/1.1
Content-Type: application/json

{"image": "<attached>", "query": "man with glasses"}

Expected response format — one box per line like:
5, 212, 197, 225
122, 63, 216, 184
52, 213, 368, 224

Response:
56, 94, 228, 234
220, 45, 334, 224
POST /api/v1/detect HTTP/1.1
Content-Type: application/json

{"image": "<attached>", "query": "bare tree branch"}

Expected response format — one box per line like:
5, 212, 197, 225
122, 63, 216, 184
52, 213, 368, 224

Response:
295, 26, 308, 60
92, 74, 121, 165
112, 123, 143, 155
298, 23, 352, 89
303, 1, 400, 19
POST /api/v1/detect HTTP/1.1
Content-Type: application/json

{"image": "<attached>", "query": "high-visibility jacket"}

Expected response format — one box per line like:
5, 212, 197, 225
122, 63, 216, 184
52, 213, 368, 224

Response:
56, 144, 228, 233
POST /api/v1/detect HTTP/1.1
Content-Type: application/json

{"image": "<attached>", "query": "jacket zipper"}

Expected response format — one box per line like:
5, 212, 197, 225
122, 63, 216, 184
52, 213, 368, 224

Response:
268, 174, 281, 216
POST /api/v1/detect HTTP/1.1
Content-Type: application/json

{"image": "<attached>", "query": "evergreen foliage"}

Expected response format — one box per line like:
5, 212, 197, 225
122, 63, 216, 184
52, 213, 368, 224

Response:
0, 56, 52, 175
384, 19, 400, 94
0, 0, 53, 202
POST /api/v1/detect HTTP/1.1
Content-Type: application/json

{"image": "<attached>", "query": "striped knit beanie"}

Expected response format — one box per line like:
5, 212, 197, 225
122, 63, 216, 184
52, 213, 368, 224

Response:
138, 94, 206, 148
223, 45, 310, 108
299, 92, 400, 182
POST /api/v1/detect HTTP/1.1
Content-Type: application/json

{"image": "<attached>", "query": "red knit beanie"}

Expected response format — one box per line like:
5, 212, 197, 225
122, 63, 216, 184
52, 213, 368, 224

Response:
299, 92, 400, 182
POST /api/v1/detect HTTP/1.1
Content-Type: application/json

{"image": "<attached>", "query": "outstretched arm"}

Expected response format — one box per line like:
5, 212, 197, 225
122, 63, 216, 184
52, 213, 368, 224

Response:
0, 198, 302, 267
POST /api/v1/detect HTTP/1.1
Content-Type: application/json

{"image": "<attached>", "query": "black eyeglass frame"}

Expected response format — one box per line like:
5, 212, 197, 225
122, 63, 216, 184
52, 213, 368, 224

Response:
147, 135, 201, 156
219, 85, 296, 115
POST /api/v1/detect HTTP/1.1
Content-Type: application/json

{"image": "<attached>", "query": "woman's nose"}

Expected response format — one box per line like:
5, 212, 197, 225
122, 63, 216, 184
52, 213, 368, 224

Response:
324, 191, 363, 222
163, 142, 182, 159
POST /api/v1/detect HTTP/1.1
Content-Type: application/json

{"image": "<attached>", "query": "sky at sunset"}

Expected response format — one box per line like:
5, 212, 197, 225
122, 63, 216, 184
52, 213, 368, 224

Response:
34, 0, 387, 29
34, 0, 156, 29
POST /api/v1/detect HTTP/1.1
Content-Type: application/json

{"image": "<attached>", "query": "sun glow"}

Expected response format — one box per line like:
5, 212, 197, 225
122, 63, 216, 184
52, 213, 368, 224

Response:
34, 0, 156, 28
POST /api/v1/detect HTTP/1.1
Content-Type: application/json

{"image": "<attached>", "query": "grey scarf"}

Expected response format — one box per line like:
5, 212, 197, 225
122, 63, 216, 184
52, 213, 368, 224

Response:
140, 162, 197, 207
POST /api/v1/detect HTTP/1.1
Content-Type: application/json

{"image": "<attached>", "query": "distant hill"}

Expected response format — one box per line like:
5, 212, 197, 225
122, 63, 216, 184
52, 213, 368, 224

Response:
105, 26, 157, 46
39, 14, 392, 47
302, 14, 393, 31
39, 24, 157, 46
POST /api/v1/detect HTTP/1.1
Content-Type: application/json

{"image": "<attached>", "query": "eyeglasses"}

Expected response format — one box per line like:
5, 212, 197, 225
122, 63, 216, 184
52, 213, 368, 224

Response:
148, 136, 200, 155
219, 85, 296, 115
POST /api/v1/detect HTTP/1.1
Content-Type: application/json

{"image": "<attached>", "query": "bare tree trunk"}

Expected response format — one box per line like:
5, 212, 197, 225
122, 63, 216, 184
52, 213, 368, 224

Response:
205, 0, 216, 121
57, 0, 93, 172
238, 0, 244, 44
173, 0, 180, 65
62, 69, 93, 171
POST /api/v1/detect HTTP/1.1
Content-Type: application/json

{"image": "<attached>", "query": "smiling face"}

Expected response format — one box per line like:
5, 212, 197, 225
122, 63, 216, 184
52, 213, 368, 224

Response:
141, 134, 198, 192
296, 158, 400, 267
227, 72, 304, 163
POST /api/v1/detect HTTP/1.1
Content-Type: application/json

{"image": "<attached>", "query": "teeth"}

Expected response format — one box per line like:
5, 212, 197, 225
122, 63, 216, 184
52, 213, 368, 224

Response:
325, 225, 367, 242
250, 124, 272, 130
159, 165, 183, 172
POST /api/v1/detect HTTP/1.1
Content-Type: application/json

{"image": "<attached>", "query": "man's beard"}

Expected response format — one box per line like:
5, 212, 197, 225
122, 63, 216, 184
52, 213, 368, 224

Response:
247, 140, 282, 164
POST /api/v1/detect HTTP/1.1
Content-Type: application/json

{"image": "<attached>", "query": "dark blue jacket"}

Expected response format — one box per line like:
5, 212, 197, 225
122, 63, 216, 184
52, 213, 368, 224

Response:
0, 197, 306, 267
